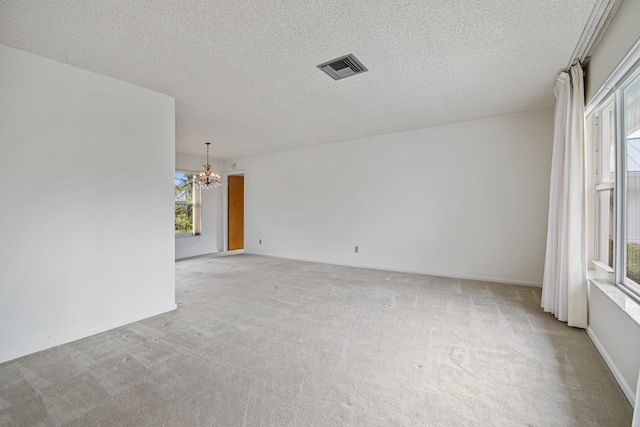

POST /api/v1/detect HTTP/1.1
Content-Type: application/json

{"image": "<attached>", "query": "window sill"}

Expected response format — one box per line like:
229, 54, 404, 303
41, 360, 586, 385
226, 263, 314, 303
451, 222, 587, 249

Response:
175, 233, 200, 240
589, 275, 640, 327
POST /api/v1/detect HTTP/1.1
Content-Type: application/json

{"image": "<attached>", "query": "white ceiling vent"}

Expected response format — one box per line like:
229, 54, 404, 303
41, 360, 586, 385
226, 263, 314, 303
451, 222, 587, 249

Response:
317, 54, 368, 81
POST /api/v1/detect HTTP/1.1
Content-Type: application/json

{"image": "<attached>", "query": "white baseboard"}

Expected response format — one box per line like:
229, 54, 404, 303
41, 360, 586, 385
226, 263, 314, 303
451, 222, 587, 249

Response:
586, 326, 636, 406
0, 303, 177, 365
244, 251, 542, 287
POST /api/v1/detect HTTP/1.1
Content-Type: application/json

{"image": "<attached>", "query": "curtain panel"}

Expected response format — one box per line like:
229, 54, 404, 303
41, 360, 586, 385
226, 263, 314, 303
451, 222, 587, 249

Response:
541, 64, 588, 329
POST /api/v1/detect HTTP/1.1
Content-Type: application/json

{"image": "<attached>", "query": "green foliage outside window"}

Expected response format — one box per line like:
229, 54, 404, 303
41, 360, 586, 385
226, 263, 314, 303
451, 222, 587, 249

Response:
175, 204, 193, 233
627, 243, 640, 284
175, 173, 195, 234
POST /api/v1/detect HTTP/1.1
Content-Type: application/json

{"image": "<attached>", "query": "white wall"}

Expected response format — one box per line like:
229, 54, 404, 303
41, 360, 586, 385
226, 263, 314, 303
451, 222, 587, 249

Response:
0, 45, 176, 363
224, 108, 554, 285
587, 283, 640, 405
175, 153, 223, 259
583, 0, 640, 409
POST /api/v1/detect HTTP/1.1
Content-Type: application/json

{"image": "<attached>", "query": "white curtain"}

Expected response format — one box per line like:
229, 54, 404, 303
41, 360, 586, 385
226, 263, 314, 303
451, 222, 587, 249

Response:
541, 63, 588, 328
193, 178, 201, 235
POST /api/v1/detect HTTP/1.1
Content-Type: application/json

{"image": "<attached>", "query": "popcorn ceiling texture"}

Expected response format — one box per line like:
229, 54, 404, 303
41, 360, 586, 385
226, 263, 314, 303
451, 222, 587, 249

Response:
0, 1, 597, 158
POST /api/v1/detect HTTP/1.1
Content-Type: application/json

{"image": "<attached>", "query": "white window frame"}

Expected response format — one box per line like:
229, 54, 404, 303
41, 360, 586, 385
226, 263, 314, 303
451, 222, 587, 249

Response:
594, 100, 616, 273
175, 171, 201, 238
588, 58, 640, 302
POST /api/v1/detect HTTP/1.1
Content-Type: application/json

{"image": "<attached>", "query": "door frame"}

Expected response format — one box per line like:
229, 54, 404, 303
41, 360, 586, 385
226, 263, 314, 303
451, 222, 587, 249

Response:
222, 170, 245, 252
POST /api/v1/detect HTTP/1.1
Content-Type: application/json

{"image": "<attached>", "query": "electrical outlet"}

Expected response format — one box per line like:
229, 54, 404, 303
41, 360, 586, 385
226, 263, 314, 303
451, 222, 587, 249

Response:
355, 246, 359, 253
259, 239, 262, 244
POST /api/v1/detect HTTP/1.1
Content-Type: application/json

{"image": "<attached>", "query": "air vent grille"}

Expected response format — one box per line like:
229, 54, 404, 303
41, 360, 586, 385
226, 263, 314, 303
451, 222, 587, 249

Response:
317, 54, 368, 81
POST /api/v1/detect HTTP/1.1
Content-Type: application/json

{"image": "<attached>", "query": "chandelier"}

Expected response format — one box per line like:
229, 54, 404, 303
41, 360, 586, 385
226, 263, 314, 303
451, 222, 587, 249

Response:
197, 142, 221, 189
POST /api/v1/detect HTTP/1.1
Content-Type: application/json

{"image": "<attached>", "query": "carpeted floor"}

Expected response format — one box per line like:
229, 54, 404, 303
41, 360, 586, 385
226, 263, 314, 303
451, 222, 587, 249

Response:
0, 254, 633, 426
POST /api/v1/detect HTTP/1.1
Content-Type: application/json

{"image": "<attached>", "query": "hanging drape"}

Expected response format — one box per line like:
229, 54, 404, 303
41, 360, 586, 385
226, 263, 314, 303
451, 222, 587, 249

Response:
541, 63, 588, 328
193, 179, 202, 235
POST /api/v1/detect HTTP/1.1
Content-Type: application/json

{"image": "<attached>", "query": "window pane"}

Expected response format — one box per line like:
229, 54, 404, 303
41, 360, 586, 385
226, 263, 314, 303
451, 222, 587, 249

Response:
175, 203, 193, 234
625, 74, 640, 283
175, 173, 195, 234
175, 173, 194, 202
596, 188, 614, 268
599, 101, 616, 183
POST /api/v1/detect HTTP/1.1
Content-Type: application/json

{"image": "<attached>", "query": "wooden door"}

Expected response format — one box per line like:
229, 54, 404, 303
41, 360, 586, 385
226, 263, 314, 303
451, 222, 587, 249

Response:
228, 175, 244, 250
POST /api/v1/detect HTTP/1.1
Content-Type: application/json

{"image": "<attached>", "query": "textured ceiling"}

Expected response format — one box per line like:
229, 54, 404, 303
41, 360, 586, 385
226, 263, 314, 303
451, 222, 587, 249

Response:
1, 0, 598, 159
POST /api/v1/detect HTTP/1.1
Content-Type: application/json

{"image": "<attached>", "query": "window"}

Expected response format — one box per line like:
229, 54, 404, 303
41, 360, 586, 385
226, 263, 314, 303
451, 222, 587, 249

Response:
589, 66, 640, 299
175, 172, 201, 236
624, 75, 640, 286
595, 100, 615, 269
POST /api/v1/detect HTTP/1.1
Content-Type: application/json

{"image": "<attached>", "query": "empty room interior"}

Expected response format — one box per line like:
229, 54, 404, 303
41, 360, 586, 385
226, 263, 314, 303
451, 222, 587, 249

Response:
2, 0, 640, 425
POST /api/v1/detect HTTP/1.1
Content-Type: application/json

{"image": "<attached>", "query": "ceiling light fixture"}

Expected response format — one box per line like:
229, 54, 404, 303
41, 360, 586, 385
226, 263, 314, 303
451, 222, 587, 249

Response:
197, 142, 221, 189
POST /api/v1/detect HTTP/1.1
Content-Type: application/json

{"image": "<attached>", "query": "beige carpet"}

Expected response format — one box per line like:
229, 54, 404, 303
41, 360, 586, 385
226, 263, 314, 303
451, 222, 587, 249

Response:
0, 254, 633, 426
